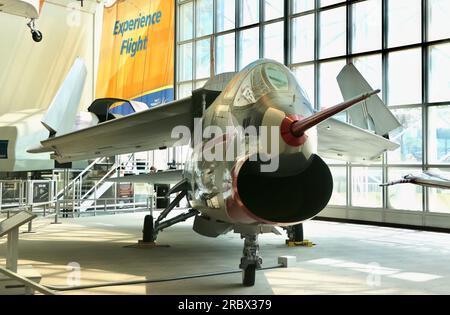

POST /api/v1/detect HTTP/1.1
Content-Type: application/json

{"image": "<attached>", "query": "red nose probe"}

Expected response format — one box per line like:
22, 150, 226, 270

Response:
291, 89, 381, 138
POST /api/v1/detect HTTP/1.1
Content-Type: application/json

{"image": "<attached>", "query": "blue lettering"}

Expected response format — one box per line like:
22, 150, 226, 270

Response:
113, 10, 163, 37
155, 11, 162, 23
113, 21, 120, 35
120, 39, 129, 55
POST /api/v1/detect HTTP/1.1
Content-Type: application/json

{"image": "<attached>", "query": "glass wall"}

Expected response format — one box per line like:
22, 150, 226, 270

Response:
176, 0, 450, 214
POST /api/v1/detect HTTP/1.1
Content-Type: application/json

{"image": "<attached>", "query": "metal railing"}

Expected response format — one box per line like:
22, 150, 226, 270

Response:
0, 195, 164, 228
81, 163, 119, 201
0, 180, 27, 210
55, 157, 105, 201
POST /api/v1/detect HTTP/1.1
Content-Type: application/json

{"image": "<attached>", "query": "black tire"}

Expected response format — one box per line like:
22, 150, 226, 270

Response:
242, 264, 256, 287
292, 224, 304, 242
142, 215, 155, 243
32, 30, 43, 42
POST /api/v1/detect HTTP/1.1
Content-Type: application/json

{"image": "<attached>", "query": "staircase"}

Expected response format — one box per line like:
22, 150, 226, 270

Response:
55, 155, 145, 213
77, 157, 118, 212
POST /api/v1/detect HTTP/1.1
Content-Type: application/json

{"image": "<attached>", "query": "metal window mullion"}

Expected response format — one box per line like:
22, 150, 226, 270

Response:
192, 0, 197, 87
382, 150, 389, 212
381, 0, 388, 103
259, 0, 264, 59
381, 0, 390, 210
314, 0, 320, 110
347, 163, 352, 213
287, 40, 449, 66
236, 0, 241, 70
284, 0, 290, 66
346, 0, 352, 62
211, 0, 217, 77
174, 0, 178, 99
422, 0, 429, 213
213, 0, 217, 35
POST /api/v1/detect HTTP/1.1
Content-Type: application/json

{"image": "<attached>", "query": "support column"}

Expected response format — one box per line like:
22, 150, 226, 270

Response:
6, 228, 19, 273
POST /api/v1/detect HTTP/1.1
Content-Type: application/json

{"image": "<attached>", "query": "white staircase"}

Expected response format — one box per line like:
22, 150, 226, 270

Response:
56, 154, 148, 213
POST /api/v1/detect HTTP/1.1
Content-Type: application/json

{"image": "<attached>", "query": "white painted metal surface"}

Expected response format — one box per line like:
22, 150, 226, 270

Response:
0, 0, 41, 19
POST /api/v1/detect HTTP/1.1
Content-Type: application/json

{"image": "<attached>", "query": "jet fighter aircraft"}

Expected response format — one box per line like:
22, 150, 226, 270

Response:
31, 59, 402, 286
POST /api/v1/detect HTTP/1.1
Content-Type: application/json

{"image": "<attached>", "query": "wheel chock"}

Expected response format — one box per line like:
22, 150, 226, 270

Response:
124, 241, 170, 249
285, 240, 315, 247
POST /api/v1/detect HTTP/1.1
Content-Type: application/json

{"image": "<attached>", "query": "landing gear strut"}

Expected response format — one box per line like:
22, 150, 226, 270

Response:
27, 19, 42, 42
141, 208, 199, 244
140, 179, 198, 245
239, 234, 262, 287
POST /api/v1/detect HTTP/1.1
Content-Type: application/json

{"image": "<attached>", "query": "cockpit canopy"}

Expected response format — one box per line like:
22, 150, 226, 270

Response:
222, 59, 310, 108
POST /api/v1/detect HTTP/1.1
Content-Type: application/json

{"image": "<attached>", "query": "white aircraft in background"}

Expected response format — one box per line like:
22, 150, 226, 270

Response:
381, 172, 450, 190
0, 0, 44, 41
0, 57, 148, 172
0, 58, 87, 171
31, 59, 406, 286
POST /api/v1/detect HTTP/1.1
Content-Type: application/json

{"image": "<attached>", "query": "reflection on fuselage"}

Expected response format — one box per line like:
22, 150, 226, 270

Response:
184, 60, 333, 227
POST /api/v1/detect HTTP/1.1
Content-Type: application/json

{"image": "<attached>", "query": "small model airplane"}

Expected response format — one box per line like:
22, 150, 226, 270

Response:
381, 172, 450, 190
31, 59, 402, 286
0, 0, 44, 41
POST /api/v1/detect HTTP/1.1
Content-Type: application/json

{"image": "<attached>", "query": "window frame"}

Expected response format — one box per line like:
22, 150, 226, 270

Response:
175, 0, 450, 215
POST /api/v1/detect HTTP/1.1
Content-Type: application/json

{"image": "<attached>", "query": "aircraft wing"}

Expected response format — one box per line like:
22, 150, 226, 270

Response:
108, 170, 184, 185
36, 98, 194, 163
317, 118, 399, 163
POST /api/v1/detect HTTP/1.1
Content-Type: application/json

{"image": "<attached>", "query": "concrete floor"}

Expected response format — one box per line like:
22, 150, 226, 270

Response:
1, 212, 450, 295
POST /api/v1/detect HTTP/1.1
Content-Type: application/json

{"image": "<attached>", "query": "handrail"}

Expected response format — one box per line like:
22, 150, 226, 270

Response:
55, 157, 105, 199
80, 163, 118, 200
0, 267, 56, 295
80, 154, 136, 200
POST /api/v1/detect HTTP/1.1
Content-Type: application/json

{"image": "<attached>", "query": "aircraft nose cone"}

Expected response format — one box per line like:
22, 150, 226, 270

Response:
280, 115, 308, 147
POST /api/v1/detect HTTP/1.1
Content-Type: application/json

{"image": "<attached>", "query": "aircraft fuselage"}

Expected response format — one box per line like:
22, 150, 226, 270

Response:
183, 60, 334, 229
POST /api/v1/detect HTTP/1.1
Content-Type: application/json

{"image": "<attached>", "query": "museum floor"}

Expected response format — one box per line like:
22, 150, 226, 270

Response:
1, 212, 449, 295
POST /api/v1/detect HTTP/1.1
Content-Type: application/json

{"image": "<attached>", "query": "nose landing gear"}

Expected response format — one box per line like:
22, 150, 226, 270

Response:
240, 234, 262, 287
27, 19, 42, 42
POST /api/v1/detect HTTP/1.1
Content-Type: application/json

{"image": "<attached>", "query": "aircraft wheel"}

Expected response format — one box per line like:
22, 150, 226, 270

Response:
142, 215, 155, 243
292, 224, 304, 242
242, 264, 256, 287
32, 30, 43, 42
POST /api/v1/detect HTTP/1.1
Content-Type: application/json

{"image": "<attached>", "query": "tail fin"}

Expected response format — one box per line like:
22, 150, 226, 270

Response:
41, 57, 87, 137
337, 64, 401, 137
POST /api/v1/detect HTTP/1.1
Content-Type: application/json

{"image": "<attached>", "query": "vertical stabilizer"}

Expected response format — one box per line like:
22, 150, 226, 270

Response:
337, 64, 401, 137
41, 57, 87, 136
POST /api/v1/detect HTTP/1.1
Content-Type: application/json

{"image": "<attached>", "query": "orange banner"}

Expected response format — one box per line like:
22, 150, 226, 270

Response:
96, 0, 174, 110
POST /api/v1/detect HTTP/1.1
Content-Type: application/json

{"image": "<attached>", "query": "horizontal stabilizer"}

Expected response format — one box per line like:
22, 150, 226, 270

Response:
108, 170, 184, 185
318, 118, 400, 163
291, 90, 380, 137
337, 64, 401, 136
41, 58, 87, 136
